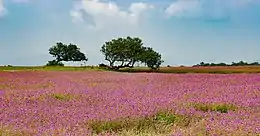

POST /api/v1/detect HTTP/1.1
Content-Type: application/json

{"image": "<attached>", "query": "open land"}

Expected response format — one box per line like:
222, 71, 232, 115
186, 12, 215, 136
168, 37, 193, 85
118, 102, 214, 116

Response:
0, 68, 260, 135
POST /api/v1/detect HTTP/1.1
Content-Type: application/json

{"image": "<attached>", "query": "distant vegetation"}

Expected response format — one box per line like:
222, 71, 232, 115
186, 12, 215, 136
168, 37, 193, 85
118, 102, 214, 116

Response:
193, 61, 260, 67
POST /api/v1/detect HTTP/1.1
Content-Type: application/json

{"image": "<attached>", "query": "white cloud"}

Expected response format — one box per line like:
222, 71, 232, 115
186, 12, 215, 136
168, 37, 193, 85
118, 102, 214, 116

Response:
129, 2, 154, 16
165, 0, 201, 17
70, 0, 153, 30
0, 0, 7, 17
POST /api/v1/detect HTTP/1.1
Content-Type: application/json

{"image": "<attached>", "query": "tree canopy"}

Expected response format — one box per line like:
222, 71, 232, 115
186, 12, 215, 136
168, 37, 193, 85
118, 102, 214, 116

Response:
100, 36, 163, 70
139, 47, 164, 69
48, 42, 87, 66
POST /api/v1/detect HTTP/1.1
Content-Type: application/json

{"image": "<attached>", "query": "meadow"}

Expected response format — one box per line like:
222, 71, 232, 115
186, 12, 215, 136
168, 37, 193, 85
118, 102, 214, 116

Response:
1, 65, 260, 73
0, 68, 260, 135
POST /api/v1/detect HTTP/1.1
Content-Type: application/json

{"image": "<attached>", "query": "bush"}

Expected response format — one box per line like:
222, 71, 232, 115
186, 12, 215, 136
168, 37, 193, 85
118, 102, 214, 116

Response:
98, 63, 112, 69
46, 60, 64, 66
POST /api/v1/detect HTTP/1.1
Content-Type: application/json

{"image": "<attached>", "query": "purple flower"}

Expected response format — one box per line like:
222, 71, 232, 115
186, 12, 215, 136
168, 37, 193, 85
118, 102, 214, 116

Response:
0, 71, 259, 135
0, 90, 4, 96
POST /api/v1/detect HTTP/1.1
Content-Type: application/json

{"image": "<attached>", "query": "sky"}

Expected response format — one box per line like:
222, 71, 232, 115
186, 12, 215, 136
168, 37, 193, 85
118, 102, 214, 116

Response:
0, 0, 260, 66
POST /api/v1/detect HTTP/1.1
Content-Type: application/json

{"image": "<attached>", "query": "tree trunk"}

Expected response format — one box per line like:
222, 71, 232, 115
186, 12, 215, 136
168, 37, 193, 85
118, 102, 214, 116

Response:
130, 60, 136, 68
120, 61, 125, 67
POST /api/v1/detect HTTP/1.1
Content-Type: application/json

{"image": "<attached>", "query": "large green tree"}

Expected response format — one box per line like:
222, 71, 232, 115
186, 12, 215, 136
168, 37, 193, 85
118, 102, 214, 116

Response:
48, 42, 88, 66
101, 37, 143, 68
101, 36, 163, 70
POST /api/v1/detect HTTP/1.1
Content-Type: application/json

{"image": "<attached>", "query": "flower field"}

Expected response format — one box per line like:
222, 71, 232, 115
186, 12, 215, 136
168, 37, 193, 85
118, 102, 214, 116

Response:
0, 71, 259, 136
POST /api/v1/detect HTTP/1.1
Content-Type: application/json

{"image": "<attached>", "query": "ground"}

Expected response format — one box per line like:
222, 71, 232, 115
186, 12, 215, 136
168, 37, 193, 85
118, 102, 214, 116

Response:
0, 69, 259, 135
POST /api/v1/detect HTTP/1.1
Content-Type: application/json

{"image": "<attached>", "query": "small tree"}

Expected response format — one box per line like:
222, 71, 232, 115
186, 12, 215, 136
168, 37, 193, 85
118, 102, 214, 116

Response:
48, 42, 88, 66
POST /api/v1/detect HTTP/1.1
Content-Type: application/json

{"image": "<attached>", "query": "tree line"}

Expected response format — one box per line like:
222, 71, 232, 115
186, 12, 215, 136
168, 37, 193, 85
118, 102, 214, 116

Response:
193, 61, 260, 67
47, 36, 259, 69
47, 36, 163, 70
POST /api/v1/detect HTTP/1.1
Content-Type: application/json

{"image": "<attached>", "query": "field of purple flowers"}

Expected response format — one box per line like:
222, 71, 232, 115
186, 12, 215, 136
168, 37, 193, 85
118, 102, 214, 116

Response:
0, 71, 259, 136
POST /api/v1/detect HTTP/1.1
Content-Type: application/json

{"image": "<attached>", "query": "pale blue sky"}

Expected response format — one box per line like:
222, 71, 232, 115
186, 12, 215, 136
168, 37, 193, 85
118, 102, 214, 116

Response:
0, 0, 260, 66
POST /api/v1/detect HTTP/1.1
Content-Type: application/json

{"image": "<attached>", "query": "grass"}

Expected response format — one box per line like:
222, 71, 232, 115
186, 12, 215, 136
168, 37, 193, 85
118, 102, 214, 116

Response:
88, 110, 201, 135
0, 126, 29, 136
1, 65, 260, 74
192, 103, 237, 113
51, 93, 74, 101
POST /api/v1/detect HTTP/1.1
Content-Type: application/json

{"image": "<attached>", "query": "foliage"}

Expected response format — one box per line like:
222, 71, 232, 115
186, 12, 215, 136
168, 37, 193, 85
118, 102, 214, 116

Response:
100, 36, 163, 70
139, 47, 164, 70
194, 61, 260, 67
98, 63, 110, 69
46, 60, 64, 66
48, 42, 88, 65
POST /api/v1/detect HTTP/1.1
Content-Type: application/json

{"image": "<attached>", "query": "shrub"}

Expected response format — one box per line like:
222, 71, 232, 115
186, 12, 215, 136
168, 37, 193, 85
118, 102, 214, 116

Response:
46, 60, 64, 66
98, 63, 107, 67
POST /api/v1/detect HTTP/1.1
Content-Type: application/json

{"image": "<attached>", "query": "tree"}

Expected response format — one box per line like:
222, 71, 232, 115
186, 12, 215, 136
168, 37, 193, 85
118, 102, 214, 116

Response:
100, 36, 163, 70
48, 42, 88, 66
101, 36, 144, 69
200, 62, 205, 66
139, 47, 164, 70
